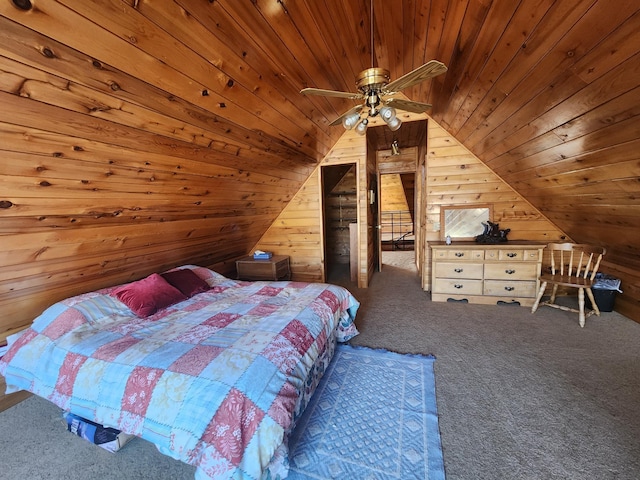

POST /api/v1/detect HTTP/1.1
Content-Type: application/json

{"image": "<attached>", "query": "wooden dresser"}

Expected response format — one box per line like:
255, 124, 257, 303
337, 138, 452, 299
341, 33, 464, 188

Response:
430, 242, 544, 307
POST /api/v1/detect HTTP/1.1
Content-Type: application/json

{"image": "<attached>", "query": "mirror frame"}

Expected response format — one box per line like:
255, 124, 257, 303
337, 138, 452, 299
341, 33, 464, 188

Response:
440, 204, 493, 241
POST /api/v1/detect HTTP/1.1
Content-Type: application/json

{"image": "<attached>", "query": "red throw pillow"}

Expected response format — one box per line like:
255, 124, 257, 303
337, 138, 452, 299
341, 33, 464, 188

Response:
111, 273, 187, 317
161, 269, 211, 297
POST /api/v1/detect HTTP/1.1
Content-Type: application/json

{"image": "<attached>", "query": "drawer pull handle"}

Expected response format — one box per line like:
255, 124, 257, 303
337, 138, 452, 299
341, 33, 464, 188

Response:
506, 252, 518, 258
505, 269, 516, 274
454, 284, 464, 289
504, 286, 515, 291
454, 268, 463, 273
455, 252, 465, 257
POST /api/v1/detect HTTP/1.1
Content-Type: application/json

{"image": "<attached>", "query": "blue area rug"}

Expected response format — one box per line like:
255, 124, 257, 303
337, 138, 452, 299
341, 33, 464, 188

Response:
288, 344, 445, 479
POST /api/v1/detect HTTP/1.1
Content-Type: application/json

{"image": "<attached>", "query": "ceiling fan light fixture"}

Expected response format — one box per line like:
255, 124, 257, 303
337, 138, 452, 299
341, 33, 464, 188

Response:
355, 118, 368, 135
380, 106, 396, 121
298, 0, 447, 132
380, 106, 402, 131
387, 116, 402, 131
342, 111, 361, 130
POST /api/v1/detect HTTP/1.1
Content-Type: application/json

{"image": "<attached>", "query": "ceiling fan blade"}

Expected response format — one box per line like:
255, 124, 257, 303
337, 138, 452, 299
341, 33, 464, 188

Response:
300, 87, 364, 100
384, 97, 432, 113
329, 105, 362, 126
383, 60, 448, 93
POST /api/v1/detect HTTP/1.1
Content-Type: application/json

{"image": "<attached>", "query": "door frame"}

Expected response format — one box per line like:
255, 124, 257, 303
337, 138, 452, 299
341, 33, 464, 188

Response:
376, 148, 419, 270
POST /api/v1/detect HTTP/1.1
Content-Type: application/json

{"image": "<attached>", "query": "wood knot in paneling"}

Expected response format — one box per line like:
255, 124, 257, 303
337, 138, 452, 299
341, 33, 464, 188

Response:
0, 200, 13, 209
12, 0, 32, 11
41, 47, 56, 59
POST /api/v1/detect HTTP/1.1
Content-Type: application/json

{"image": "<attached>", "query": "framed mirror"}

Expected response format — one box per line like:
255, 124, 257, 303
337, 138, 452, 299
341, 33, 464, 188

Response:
440, 205, 492, 241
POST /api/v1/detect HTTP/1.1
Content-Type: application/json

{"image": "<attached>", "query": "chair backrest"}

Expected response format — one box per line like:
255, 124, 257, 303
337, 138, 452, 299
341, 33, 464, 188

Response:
547, 243, 606, 280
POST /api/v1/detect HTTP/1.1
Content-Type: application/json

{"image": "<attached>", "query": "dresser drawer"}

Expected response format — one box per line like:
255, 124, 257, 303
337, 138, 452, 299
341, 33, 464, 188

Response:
433, 278, 483, 295
484, 262, 539, 280
433, 248, 484, 260
483, 280, 538, 297
485, 249, 527, 261
435, 262, 483, 279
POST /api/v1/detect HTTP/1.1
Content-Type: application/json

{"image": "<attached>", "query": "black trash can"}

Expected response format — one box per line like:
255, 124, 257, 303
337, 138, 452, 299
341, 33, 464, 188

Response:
587, 274, 622, 312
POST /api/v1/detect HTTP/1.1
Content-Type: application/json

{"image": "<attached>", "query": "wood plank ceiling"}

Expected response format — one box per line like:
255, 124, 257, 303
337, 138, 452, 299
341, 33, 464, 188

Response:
1, 1, 639, 317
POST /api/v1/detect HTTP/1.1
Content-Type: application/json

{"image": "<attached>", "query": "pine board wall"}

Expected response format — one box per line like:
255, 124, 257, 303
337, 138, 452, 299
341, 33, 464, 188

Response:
255, 116, 569, 295
422, 121, 568, 289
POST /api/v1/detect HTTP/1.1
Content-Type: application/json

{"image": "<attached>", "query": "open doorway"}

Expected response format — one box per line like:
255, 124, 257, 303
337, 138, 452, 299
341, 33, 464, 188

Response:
367, 119, 427, 278
321, 163, 357, 286
380, 172, 415, 252
379, 172, 417, 273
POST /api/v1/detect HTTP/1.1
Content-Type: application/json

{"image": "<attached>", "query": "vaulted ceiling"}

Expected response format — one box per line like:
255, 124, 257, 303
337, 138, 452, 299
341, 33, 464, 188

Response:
1, 1, 638, 306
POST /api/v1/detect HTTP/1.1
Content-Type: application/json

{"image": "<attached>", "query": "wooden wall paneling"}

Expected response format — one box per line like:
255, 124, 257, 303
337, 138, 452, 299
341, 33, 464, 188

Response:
0, 2, 323, 158
253, 126, 370, 285
374, 0, 404, 84
490, 114, 640, 179
414, 0, 449, 104
252, 169, 324, 283
325, 168, 357, 265
0, 122, 311, 191
0, 19, 311, 167
304, 0, 364, 87
451, 0, 594, 143
399, 0, 417, 75
0, 67, 313, 182
462, 1, 638, 155
201, 2, 348, 148
327, 129, 368, 287
445, 0, 556, 134
0, 93, 313, 188
422, 119, 567, 291
0, 214, 274, 340
168, 0, 346, 139
431, 0, 493, 116
378, 146, 418, 174
479, 52, 640, 165
381, 174, 411, 212
438, 0, 521, 128
134, 1, 340, 138
427, 0, 470, 115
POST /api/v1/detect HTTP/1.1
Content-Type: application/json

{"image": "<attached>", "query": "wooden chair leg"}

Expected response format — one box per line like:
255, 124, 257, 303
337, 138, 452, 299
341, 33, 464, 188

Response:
550, 284, 559, 303
586, 288, 601, 317
578, 288, 585, 327
531, 281, 547, 313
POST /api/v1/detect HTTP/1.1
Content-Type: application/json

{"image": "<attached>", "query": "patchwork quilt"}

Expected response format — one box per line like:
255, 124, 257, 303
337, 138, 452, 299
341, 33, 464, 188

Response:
0, 266, 359, 479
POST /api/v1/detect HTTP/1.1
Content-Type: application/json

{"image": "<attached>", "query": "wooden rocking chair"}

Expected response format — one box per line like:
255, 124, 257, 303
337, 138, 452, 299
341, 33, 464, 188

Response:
531, 243, 606, 327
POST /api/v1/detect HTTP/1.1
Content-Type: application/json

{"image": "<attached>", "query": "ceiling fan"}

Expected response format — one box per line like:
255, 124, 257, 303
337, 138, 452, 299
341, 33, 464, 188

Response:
300, 1, 447, 135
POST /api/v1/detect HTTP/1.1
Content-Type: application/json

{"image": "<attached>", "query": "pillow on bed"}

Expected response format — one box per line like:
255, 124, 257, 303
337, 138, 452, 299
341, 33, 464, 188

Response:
111, 273, 187, 317
161, 268, 210, 297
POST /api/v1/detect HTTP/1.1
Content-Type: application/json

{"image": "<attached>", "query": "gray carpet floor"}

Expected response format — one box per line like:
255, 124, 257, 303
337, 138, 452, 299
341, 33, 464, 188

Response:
1, 252, 639, 479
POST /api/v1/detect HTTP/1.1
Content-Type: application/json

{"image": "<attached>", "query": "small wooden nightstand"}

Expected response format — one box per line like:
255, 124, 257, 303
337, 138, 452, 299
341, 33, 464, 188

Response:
236, 255, 291, 281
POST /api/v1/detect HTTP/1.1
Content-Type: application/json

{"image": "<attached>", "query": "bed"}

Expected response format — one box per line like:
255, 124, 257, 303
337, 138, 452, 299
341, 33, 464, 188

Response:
0, 265, 359, 479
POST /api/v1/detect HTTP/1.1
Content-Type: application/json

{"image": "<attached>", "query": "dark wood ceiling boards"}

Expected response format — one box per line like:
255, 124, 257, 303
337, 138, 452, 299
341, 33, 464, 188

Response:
1, 0, 639, 320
